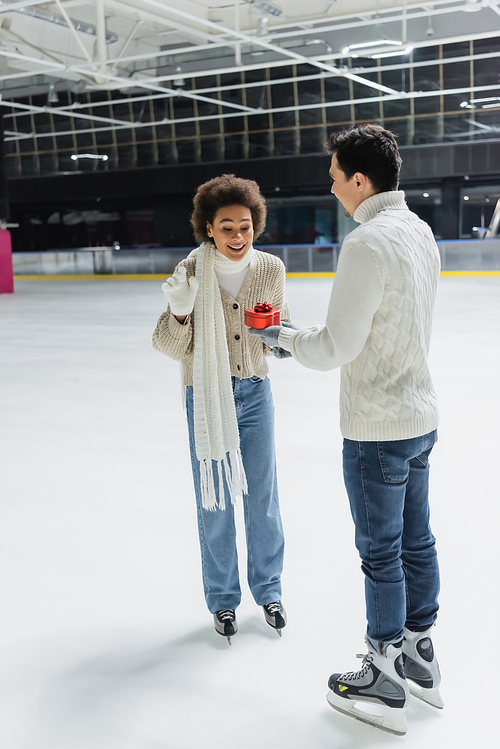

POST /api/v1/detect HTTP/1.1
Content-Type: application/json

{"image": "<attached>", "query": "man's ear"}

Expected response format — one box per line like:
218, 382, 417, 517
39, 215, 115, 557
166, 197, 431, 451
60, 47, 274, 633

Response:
354, 172, 370, 191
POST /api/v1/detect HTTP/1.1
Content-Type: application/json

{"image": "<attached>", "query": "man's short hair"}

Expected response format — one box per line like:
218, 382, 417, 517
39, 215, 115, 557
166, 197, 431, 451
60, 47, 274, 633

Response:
326, 124, 402, 192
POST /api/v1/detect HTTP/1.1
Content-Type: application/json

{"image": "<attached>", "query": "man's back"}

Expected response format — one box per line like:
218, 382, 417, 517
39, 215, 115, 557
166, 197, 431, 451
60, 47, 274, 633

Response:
339, 192, 441, 441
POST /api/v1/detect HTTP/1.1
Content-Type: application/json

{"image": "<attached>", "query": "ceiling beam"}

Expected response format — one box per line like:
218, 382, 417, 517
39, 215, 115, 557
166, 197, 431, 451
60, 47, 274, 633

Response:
53, 0, 93, 64
4, 81, 499, 142
134, 0, 400, 96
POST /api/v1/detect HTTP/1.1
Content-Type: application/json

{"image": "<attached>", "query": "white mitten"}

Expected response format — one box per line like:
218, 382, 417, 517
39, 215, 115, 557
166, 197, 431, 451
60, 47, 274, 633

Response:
162, 266, 199, 316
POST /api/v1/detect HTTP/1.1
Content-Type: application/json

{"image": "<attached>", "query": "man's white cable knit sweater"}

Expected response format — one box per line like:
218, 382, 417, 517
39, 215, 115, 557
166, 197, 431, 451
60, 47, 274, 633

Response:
278, 191, 440, 442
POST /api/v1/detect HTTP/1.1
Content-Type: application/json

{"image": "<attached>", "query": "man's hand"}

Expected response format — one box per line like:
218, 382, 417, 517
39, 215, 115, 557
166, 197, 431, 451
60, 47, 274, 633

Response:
247, 324, 282, 348
248, 321, 298, 359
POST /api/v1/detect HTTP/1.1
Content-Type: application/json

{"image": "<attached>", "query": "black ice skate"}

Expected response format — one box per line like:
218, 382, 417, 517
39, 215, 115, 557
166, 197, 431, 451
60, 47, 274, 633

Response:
263, 601, 287, 636
213, 609, 238, 644
403, 626, 444, 708
327, 639, 409, 736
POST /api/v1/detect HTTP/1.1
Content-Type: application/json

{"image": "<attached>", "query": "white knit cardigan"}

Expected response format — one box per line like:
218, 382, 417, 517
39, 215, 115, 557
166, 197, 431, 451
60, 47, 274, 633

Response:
278, 191, 440, 442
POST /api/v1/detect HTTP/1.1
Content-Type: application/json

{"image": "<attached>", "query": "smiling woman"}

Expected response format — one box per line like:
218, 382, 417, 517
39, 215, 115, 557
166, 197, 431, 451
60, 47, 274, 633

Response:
152, 173, 292, 644
206, 204, 254, 261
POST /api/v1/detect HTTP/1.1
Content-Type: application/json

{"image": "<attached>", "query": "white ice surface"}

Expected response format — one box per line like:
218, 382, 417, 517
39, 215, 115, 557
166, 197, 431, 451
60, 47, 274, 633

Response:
0, 276, 499, 748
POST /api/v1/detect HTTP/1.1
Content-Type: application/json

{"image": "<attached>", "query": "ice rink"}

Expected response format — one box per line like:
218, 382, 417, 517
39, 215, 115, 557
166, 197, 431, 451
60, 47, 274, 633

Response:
1, 274, 499, 748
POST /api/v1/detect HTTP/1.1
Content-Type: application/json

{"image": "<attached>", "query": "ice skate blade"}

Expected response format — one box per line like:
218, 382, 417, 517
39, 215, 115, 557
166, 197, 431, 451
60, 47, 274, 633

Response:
327, 691, 407, 736
408, 682, 444, 709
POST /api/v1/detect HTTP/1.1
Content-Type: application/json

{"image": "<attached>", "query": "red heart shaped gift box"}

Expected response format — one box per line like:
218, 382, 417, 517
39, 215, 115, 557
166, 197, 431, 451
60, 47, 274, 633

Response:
244, 303, 281, 329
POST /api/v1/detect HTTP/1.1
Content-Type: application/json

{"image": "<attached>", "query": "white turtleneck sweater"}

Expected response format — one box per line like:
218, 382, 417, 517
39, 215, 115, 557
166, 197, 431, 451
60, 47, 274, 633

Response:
278, 191, 440, 441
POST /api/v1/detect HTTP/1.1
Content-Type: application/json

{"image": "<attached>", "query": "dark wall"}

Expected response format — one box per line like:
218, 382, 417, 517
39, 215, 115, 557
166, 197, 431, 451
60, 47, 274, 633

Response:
7, 139, 500, 249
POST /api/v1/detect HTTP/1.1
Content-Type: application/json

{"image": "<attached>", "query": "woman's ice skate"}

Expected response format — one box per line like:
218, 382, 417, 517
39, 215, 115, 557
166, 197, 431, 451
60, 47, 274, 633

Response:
327, 640, 409, 736
262, 601, 287, 636
213, 609, 238, 644
403, 626, 444, 708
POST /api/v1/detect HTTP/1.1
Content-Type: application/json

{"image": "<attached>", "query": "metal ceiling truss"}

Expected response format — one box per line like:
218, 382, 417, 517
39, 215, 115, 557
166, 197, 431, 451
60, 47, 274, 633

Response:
0, 0, 499, 141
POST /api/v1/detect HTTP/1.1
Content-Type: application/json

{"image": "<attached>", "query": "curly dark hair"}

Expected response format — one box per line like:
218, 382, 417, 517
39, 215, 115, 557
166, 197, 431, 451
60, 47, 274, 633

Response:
190, 174, 267, 243
326, 124, 402, 193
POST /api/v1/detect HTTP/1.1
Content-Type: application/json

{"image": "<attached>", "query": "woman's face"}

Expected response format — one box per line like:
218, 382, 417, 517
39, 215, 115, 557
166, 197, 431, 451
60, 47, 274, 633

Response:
206, 204, 254, 261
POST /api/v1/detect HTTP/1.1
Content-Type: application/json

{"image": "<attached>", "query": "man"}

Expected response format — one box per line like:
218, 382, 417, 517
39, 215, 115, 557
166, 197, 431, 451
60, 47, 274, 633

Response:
249, 125, 442, 736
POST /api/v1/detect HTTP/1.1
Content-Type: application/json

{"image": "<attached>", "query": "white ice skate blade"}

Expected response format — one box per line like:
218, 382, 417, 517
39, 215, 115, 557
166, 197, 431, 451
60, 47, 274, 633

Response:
408, 681, 444, 709
327, 691, 407, 736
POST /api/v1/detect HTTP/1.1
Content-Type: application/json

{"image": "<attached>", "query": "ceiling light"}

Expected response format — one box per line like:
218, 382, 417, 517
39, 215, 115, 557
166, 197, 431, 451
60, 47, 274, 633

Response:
256, 17, 269, 36
423, 193, 429, 198
463, 196, 469, 200
71, 153, 109, 161
372, 46, 413, 59
471, 97, 500, 104
47, 84, 59, 104
342, 41, 406, 57
348, 40, 402, 51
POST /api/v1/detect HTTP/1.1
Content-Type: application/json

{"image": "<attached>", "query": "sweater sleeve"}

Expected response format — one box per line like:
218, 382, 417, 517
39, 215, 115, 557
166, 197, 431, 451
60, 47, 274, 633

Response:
151, 258, 194, 361
152, 308, 193, 361
278, 240, 384, 371
272, 258, 291, 324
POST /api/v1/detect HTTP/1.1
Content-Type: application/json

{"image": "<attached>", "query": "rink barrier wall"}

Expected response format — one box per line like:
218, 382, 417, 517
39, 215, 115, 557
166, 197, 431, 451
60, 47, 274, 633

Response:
11, 240, 500, 277
14, 271, 500, 281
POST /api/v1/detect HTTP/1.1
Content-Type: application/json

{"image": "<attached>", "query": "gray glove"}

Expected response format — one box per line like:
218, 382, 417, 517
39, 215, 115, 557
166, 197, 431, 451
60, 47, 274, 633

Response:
248, 321, 298, 359
162, 266, 199, 316
247, 324, 282, 348
273, 346, 292, 360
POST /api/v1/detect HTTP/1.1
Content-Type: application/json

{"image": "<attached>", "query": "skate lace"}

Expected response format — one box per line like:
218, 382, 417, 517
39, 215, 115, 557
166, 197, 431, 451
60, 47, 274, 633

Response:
217, 609, 235, 622
339, 652, 374, 681
265, 602, 282, 615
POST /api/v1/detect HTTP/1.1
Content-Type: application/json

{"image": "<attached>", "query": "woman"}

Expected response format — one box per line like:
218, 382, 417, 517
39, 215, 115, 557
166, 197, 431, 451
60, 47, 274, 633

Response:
152, 174, 291, 643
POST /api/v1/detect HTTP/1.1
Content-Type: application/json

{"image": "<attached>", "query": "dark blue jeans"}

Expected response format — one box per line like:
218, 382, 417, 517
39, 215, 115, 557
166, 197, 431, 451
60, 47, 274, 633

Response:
343, 430, 440, 647
186, 376, 284, 614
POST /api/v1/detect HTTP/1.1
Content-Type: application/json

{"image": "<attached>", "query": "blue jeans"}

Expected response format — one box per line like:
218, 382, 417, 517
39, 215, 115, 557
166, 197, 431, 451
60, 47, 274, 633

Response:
186, 376, 284, 614
343, 431, 440, 647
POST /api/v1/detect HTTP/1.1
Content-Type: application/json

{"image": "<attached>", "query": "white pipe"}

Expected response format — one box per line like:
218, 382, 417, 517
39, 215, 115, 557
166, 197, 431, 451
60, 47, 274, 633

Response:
67, 65, 258, 112
1, 97, 132, 126
105, 0, 215, 43
105, 40, 232, 67
1, 33, 498, 104
3, 47, 489, 109
250, 0, 462, 33
235, 0, 241, 67
54, 0, 93, 64
110, 19, 142, 73
136, 0, 399, 95
0, 49, 257, 114
0, 0, 53, 13
256, 2, 499, 41
4, 81, 500, 140
95, 0, 107, 79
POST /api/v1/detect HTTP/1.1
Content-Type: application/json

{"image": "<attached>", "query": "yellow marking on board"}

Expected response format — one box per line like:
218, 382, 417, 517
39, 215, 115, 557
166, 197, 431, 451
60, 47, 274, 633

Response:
13, 271, 500, 281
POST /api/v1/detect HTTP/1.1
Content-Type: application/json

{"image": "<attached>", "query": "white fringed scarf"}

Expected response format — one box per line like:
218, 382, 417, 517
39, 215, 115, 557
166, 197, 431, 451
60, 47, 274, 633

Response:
188, 241, 254, 511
